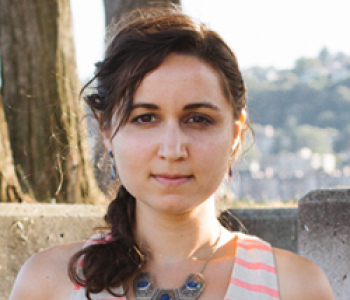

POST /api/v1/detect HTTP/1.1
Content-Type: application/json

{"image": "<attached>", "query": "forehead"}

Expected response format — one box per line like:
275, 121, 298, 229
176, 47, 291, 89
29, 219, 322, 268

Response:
133, 53, 228, 107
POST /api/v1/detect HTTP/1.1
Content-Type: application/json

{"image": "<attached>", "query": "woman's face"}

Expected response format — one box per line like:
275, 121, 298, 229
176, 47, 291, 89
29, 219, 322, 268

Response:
105, 54, 241, 214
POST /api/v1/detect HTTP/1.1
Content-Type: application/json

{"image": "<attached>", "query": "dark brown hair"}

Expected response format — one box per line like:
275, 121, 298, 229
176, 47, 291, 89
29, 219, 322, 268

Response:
69, 6, 246, 299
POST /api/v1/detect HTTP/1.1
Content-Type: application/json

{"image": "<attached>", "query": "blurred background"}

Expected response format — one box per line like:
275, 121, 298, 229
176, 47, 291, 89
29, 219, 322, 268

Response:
1, 0, 349, 205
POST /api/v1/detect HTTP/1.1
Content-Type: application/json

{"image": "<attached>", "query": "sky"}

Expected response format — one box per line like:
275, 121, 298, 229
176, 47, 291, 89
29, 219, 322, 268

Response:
71, 0, 350, 80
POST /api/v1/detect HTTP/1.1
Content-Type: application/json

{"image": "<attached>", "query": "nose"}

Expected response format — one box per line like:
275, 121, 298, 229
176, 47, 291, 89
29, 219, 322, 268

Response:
157, 121, 188, 160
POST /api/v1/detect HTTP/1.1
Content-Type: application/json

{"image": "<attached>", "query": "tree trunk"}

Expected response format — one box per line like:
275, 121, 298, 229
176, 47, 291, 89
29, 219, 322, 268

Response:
104, 0, 181, 28
0, 0, 98, 203
0, 94, 23, 202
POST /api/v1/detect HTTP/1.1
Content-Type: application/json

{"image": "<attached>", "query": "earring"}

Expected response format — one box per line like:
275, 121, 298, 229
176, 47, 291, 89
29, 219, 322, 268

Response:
109, 150, 116, 179
227, 165, 233, 178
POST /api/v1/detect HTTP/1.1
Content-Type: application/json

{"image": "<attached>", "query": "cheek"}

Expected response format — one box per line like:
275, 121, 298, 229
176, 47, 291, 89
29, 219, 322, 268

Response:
193, 132, 231, 177
113, 129, 152, 155
112, 133, 152, 180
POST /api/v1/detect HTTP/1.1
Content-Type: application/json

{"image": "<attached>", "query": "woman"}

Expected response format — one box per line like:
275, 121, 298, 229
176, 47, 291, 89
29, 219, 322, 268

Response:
9, 7, 334, 300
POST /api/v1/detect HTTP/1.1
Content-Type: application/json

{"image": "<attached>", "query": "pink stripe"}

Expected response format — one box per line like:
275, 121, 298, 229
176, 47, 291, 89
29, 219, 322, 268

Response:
73, 279, 86, 291
84, 240, 105, 246
105, 233, 113, 241
237, 242, 272, 252
240, 239, 268, 246
235, 257, 276, 273
231, 278, 280, 298
83, 234, 114, 249
84, 235, 113, 246
78, 258, 83, 267
73, 283, 82, 291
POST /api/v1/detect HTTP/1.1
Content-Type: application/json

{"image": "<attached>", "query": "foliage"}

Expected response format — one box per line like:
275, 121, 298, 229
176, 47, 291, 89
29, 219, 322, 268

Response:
293, 57, 322, 76
245, 49, 350, 154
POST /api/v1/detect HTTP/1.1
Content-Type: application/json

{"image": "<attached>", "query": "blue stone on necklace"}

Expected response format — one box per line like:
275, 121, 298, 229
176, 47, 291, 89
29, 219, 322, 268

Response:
160, 293, 171, 300
186, 280, 199, 290
137, 280, 149, 289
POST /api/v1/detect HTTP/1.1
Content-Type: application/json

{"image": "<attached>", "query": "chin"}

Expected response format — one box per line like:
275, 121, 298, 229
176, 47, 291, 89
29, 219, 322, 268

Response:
157, 199, 193, 214
155, 195, 209, 215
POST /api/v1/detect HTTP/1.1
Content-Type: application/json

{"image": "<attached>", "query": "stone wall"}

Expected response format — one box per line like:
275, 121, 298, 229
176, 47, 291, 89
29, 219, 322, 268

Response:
1, 189, 348, 299
221, 208, 298, 253
298, 189, 350, 300
0, 204, 106, 300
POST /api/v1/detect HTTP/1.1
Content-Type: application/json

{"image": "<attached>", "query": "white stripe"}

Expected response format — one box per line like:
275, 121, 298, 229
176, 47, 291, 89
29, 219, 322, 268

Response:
225, 233, 280, 299
235, 247, 275, 266
235, 233, 270, 246
226, 284, 279, 300
233, 264, 279, 290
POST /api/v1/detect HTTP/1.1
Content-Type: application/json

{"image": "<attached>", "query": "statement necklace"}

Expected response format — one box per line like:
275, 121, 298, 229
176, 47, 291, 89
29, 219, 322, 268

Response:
133, 230, 221, 300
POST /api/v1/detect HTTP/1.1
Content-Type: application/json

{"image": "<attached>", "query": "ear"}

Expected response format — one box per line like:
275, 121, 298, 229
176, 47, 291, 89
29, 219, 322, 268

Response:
231, 120, 242, 151
231, 110, 245, 151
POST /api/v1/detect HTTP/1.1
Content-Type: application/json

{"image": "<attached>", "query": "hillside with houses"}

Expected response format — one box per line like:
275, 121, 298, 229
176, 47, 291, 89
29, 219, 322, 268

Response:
230, 48, 350, 201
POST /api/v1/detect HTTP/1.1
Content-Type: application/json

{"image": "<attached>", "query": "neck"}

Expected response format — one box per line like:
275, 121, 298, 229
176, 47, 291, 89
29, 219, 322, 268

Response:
135, 197, 220, 265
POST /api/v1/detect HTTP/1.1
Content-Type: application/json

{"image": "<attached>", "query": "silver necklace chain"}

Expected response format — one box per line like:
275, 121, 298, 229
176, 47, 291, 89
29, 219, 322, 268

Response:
133, 228, 221, 300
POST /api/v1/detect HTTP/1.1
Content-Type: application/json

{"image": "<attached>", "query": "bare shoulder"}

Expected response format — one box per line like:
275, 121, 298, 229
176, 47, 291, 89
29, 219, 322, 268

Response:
273, 247, 335, 300
9, 241, 85, 300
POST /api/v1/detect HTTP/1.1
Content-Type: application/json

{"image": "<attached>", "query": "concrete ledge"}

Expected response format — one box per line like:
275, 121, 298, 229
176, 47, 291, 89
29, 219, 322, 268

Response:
0, 203, 106, 300
0, 203, 300, 299
298, 189, 350, 300
1, 195, 347, 299
224, 208, 298, 253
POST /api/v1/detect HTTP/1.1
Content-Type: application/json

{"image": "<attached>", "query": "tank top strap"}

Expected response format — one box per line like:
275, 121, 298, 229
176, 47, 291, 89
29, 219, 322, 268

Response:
224, 233, 281, 300
70, 233, 125, 300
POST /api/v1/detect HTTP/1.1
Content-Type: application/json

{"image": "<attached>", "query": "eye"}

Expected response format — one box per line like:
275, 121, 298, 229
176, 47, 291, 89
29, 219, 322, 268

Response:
131, 114, 156, 124
187, 115, 213, 125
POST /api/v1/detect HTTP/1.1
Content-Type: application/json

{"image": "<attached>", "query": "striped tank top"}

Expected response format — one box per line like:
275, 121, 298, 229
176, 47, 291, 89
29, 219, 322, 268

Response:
70, 232, 280, 300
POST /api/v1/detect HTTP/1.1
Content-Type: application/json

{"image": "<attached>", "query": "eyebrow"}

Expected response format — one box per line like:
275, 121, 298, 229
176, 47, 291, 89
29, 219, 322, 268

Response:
131, 102, 220, 111
183, 102, 219, 111
132, 103, 159, 110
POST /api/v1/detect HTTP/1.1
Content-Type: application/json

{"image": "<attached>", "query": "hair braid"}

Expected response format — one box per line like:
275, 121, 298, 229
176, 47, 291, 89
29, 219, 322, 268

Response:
68, 185, 146, 299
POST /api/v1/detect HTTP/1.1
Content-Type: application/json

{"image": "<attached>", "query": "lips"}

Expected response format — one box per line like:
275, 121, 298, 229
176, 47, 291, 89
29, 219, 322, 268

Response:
151, 174, 193, 186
